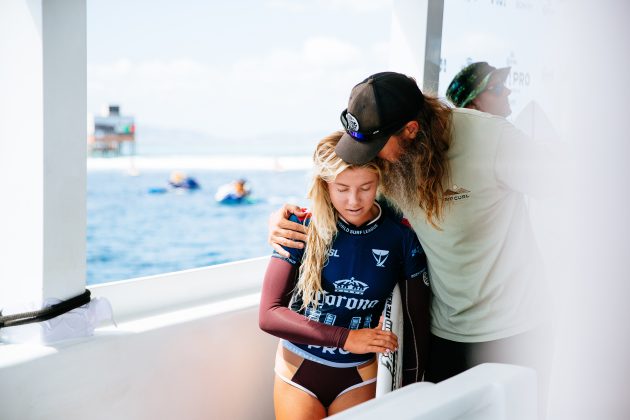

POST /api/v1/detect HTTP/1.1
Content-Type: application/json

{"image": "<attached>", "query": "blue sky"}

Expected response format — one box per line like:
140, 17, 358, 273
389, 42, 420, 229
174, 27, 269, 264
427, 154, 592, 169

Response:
87, 0, 394, 141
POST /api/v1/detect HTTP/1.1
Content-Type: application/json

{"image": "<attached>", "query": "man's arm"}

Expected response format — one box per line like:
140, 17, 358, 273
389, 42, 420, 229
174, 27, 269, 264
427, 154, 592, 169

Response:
267, 204, 309, 258
494, 121, 562, 198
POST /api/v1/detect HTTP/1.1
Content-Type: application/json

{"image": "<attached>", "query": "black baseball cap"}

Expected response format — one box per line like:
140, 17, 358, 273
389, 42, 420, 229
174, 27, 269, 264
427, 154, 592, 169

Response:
335, 72, 424, 165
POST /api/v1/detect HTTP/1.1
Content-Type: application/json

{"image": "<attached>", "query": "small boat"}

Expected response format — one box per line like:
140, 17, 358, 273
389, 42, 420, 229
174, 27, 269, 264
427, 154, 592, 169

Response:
147, 172, 201, 194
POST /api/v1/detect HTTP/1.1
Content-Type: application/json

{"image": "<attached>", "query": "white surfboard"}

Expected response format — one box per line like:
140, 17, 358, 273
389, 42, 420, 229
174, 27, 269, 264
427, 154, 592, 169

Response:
375, 283, 404, 396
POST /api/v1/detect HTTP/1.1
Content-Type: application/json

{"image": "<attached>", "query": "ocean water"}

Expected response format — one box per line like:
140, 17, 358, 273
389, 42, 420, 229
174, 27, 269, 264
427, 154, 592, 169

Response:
87, 168, 309, 285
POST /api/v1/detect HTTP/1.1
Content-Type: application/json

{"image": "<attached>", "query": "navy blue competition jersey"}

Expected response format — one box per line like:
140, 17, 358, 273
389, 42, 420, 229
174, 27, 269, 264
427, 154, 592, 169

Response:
272, 201, 428, 366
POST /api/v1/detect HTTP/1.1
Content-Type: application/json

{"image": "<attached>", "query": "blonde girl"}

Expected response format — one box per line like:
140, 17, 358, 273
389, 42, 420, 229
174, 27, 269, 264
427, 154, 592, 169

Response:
259, 131, 428, 419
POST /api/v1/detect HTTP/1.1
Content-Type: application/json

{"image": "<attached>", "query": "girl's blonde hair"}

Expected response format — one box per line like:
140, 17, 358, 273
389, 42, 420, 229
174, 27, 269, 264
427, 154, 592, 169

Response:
296, 131, 381, 309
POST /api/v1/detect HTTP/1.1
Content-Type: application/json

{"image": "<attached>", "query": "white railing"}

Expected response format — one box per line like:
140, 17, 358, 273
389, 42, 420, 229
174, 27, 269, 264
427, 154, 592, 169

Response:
90, 256, 270, 321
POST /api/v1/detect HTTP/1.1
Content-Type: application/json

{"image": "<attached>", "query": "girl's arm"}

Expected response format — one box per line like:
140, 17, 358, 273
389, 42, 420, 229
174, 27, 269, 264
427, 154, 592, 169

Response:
259, 257, 399, 353
258, 257, 349, 348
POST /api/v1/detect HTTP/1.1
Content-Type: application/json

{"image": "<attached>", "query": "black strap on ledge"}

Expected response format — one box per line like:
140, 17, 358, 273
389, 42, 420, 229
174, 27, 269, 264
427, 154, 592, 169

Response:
0, 290, 91, 329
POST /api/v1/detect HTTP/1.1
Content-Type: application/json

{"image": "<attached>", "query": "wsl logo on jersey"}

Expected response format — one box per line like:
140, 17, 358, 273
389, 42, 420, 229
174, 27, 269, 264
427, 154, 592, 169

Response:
372, 249, 390, 267
333, 278, 369, 295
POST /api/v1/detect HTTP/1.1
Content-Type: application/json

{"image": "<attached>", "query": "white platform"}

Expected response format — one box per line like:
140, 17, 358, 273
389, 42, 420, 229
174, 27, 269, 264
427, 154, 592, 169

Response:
329, 363, 537, 420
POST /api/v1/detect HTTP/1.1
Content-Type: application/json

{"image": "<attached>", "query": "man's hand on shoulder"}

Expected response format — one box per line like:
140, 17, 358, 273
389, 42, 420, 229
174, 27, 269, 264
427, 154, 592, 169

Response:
268, 204, 309, 258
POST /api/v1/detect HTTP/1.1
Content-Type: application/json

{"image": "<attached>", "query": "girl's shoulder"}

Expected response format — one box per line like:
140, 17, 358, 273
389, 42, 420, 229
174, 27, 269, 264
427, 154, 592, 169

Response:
378, 200, 418, 239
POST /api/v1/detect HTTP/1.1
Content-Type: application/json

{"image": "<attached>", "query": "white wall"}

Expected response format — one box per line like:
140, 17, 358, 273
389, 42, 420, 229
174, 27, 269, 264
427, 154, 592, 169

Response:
41, 0, 87, 300
0, 257, 278, 420
0, 291, 277, 420
389, 0, 428, 85
0, 0, 86, 307
0, 0, 45, 304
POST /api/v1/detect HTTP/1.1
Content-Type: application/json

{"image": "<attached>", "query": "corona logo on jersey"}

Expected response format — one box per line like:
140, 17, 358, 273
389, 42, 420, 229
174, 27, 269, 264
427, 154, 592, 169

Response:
372, 249, 390, 267
313, 289, 380, 312
333, 278, 369, 295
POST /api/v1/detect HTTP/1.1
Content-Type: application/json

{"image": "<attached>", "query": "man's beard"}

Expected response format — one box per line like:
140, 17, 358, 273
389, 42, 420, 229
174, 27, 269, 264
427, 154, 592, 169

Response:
378, 140, 423, 217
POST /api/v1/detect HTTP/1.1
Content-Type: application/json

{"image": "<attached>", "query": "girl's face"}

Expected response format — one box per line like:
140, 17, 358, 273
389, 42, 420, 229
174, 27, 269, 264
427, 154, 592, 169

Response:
328, 167, 379, 226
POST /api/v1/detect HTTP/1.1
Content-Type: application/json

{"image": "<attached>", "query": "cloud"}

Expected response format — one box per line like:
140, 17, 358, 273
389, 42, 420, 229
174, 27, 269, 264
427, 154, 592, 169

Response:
88, 36, 388, 138
89, 58, 215, 93
267, 0, 392, 13
324, 0, 393, 13
230, 36, 361, 81
370, 40, 391, 62
303, 37, 362, 65
445, 31, 509, 59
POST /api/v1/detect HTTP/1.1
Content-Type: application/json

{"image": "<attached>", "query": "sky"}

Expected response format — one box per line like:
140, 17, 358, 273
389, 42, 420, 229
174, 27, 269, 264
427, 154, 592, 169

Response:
87, 0, 394, 142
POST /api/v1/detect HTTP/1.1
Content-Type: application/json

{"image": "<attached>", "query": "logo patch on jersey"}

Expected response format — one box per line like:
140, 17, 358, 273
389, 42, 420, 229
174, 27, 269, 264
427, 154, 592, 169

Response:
411, 245, 422, 258
372, 249, 390, 267
444, 184, 470, 202
328, 248, 340, 257
333, 278, 369, 295
349, 317, 361, 330
306, 307, 321, 321
422, 270, 430, 287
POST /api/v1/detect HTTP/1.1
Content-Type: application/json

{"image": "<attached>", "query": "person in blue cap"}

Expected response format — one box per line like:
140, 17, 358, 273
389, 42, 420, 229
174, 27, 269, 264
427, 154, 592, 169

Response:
446, 62, 512, 117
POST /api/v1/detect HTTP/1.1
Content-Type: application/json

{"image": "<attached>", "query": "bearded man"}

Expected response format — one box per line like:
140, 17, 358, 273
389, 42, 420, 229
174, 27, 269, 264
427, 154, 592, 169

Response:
269, 71, 554, 417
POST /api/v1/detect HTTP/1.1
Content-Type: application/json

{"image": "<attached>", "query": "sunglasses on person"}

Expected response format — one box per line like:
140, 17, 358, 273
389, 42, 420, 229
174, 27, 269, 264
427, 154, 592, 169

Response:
484, 83, 508, 96
340, 109, 405, 142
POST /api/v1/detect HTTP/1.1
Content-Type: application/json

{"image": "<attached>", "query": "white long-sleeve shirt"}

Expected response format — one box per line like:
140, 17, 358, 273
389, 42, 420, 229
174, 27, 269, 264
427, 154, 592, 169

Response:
396, 108, 553, 342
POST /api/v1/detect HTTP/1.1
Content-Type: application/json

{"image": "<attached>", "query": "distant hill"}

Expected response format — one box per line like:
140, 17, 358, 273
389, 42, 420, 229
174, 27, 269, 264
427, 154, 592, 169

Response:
134, 126, 324, 157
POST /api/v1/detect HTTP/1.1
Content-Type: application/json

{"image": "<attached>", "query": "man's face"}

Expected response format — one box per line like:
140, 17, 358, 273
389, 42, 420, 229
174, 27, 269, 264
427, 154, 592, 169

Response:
377, 122, 418, 162
470, 72, 512, 117
377, 135, 405, 162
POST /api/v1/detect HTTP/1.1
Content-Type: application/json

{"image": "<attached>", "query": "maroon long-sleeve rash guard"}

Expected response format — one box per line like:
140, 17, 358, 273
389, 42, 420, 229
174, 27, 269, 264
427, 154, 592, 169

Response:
258, 257, 350, 348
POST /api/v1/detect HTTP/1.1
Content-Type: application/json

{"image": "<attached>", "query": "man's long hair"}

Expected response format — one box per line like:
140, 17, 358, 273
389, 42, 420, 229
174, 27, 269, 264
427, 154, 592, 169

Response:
380, 96, 452, 228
